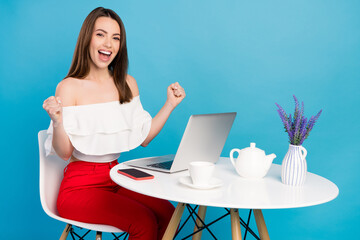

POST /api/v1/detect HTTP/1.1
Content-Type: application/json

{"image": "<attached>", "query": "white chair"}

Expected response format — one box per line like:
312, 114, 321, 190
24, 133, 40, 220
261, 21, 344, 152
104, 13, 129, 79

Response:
38, 130, 128, 240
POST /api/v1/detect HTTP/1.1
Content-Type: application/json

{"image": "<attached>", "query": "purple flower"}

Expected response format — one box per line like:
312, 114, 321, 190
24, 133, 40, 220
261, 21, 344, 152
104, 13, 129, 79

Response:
294, 110, 301, 143
314, 109, 322, 121
276, 109, 291, 138
275, 96, 322, 145
287, 114, 293, 142
299, 117, 308, 145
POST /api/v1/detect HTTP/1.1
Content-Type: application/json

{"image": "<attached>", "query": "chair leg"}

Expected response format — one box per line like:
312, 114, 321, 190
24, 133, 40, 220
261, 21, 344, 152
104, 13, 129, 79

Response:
59, 224, 71, 240
96, 231, 102, 240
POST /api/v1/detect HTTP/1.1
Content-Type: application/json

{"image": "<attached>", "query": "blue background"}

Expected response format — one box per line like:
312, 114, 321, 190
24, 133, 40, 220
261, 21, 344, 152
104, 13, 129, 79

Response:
1, 0, 359, 239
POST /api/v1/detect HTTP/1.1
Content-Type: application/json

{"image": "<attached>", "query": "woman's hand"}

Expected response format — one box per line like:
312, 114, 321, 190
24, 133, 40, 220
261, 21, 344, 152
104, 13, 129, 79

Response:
167, 82, 186, 109
43, 96, 63, 126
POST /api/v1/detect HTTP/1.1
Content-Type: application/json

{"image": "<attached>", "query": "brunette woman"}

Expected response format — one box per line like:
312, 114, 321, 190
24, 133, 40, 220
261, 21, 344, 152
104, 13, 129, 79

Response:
43, 7, 185, 240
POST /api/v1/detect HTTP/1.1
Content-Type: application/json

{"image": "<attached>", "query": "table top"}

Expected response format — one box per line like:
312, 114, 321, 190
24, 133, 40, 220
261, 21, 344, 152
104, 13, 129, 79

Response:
110, 157, 339, 209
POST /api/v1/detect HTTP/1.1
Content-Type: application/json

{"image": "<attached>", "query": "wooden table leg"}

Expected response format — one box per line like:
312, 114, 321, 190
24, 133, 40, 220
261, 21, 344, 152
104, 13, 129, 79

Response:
192, 205, 207, 240
253, 209, 270, 240
59, 224, 71, 240
162, 202, 186, 240
230, 208, 242, 240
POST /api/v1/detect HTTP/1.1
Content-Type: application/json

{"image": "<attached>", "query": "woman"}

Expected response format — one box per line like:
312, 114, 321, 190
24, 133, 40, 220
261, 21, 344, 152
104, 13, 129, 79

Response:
43, 7, 185, 240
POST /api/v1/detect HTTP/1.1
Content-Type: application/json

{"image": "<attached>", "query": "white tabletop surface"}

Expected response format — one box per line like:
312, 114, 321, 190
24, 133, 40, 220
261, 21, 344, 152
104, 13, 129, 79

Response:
110, 157, 339, 209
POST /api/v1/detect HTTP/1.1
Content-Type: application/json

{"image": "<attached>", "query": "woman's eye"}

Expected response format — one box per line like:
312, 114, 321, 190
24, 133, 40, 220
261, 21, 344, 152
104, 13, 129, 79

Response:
96, 33, 104, 37
114, 37, 120, 41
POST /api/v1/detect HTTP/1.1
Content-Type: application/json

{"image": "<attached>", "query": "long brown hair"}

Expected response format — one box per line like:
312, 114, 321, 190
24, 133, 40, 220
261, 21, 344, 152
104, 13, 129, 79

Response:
66, 7, 132, 103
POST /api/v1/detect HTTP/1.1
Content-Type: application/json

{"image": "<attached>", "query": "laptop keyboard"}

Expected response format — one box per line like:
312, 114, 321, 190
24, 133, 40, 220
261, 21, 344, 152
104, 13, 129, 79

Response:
147, 160, 173, 170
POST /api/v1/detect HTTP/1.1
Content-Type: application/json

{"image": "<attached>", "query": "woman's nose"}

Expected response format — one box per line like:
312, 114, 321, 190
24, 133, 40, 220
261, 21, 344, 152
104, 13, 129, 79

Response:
104, 37, 111, 48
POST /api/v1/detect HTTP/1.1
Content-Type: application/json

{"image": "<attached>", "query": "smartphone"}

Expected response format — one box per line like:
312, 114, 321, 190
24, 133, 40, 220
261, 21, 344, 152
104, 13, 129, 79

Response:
117, 168, 154, 180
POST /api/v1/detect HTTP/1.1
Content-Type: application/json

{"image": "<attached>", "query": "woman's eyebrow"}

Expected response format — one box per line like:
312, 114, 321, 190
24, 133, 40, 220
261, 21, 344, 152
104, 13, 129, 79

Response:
95, 29, 107, 33
95, 29, 120, 36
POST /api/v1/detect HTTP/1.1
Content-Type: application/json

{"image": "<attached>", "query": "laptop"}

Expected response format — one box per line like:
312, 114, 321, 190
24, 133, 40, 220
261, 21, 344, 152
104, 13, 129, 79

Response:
125, 112, 236, 173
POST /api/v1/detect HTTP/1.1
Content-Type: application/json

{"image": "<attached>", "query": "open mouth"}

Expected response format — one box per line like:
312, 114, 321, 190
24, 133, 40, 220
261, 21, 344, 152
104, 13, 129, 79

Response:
98, 50, 112, 57
98, 50, 112, 62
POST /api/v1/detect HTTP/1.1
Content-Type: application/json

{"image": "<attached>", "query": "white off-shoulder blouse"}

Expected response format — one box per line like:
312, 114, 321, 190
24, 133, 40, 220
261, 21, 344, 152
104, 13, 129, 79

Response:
44, 96, 152, 163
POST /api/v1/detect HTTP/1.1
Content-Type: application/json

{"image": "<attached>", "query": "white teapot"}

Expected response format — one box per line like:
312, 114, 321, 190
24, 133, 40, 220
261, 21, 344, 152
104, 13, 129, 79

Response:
230, 143, 276, 179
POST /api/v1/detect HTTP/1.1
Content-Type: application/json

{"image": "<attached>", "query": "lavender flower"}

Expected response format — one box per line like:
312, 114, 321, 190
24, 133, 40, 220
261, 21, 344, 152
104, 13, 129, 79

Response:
275, 96, 322, 145
298, 117, 308, 145
276, 103, 293, 142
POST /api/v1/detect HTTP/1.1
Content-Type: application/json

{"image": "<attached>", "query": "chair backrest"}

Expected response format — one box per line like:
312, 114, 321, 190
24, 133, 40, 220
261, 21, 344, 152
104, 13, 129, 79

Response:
38, 130, 124, 233
38, 130, 68, 218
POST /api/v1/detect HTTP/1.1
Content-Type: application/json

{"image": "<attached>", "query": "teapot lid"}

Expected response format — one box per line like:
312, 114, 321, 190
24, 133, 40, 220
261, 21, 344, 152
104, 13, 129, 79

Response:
245, 142, 264, 155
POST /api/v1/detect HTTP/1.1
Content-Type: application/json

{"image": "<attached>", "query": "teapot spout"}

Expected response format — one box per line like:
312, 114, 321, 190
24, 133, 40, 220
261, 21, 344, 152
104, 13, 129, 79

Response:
265, 153, 276, 167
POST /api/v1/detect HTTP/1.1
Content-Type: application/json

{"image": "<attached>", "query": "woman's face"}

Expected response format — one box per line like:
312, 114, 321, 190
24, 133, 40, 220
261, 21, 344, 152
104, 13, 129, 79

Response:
89, 16, 121, 70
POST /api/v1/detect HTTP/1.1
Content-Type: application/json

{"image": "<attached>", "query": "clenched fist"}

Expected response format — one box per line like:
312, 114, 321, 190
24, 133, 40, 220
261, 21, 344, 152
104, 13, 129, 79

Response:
167, 82, 186, 108
43, 96, 63, 126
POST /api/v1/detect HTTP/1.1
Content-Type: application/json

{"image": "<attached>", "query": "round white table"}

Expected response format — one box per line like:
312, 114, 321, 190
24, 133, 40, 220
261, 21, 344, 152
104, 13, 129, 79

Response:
110, 157, 339, 240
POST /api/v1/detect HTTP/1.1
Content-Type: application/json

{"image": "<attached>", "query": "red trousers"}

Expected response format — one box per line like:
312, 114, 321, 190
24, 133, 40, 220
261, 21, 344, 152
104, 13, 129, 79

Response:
57, 160, 175, 240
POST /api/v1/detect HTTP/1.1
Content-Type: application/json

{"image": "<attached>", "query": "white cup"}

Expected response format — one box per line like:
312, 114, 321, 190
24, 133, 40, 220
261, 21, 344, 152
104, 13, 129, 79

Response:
189, 161, 215, 187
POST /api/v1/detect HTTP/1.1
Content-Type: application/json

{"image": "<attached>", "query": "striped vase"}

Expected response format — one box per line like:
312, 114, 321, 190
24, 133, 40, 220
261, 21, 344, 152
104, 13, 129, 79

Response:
281, 144, 308, 186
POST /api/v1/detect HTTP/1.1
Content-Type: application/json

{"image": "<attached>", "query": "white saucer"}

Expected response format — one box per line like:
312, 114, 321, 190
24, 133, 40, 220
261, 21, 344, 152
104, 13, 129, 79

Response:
179, 176, 223, 190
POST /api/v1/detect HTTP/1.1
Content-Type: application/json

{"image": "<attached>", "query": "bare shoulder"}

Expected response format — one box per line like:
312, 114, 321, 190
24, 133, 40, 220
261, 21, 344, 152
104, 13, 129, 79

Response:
126, 74, 140, 97
55, 77, 79, 106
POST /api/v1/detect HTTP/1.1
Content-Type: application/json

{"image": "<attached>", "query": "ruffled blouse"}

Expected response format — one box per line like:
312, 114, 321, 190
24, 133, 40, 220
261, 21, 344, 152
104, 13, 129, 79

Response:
44, 96, 152, 162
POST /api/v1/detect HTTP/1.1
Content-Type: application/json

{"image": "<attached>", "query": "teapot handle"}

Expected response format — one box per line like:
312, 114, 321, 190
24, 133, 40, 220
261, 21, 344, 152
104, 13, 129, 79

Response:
299, 146, 307, 160
230, 148, 241, 168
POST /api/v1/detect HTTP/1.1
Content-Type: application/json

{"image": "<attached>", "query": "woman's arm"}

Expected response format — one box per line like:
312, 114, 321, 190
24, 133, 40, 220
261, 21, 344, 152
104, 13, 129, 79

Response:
127, 75, 186, 147
43, 79, 75, 160
141, 82, 186, 147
